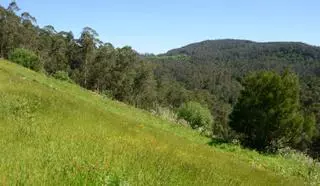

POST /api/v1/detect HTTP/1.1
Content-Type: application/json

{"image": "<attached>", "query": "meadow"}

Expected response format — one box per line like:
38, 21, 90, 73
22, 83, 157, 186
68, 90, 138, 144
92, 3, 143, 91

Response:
0, 60, 319, 185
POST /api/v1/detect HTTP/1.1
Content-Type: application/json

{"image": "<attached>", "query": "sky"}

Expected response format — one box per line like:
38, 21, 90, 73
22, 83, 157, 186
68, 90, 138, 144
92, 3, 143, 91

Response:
1, 0, 320, 54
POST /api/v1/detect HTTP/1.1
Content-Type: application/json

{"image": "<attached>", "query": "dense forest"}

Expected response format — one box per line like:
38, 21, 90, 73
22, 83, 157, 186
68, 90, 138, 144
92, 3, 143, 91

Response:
146, 40, 320, 155
1, 2, 319, 158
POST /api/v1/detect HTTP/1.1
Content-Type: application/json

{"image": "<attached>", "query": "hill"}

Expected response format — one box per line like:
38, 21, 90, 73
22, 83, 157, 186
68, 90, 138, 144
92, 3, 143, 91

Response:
167, 39, 320, 61
1, 60, 319, 185
149, 40, 320, 149
165, 39, 320, 76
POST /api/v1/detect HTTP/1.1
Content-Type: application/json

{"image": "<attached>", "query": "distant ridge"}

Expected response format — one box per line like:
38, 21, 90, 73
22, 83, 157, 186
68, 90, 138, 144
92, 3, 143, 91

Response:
166, 39, 320, 62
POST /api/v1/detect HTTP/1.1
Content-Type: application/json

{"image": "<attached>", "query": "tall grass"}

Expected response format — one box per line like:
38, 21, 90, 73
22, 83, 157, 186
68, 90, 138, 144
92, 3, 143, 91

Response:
151, 106, 188, 126
0, 60, 319, 185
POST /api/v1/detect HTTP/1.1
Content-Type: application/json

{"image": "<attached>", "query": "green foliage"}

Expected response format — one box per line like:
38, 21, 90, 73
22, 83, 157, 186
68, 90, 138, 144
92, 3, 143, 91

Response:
52, 70, 73, 83
295, 113, 319, 151
230, 71, 317, 151
79, 27, 100, 88
8, 48, 42, 71
151, 106, 189, 127
157, 79, 190, 108
152, 40, 320, 145
178, 101, 213, 132
144, 54, 191, 61
130, 60, 157, 109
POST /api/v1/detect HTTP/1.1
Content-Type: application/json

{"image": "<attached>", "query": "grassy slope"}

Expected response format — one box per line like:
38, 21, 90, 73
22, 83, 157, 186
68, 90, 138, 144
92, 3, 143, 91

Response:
0, 60, 318, 185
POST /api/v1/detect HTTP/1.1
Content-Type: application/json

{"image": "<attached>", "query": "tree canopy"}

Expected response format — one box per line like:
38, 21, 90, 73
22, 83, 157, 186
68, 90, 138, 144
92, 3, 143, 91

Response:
230, 71, 317, 151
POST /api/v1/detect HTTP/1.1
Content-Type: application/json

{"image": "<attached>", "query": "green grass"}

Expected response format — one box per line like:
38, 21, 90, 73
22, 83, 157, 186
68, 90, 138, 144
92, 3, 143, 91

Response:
0, 60, 319, 185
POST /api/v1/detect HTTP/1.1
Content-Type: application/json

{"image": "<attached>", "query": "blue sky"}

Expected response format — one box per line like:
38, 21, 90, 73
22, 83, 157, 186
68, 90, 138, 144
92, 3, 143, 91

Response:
2, 0, 320, 54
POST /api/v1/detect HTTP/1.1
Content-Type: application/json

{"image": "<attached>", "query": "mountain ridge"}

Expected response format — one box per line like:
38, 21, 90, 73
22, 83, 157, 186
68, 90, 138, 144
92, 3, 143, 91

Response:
166, 39, 320, 55
165, 39, 320, 63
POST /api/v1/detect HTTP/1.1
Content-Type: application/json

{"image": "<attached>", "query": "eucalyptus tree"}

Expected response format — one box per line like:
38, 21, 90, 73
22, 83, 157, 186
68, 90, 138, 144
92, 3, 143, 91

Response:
0, 2, 21, 58
88, 43, 116, 91
110, 46, 139, 101
130, 60, 157, 109
20, 11, 38, 51
78, 27, 100, 87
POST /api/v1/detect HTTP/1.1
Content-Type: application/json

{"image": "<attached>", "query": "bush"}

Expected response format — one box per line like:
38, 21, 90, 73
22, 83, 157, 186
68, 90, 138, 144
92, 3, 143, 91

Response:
152, 107, 178, 123
151, 106, 189, 127
9, 48, 42, 72
278, 147, 320, 184
177, 101, 213, 132
52, 71, 73, 83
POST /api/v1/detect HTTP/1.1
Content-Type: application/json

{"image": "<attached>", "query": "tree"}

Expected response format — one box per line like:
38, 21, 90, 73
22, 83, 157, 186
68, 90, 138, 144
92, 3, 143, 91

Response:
157, 78, 190, 108
130, 60, 157, 109
48, 36, 68, 73
19, 11, 38, 51
88, 43, 116, 91
300, 76, 320, 156
6, 1, 20, 13
177, 101, 213, 132
109, 46, 138, 101
229, 71, 317, 151
78, 27, 100, 87
0, 2, 21, 58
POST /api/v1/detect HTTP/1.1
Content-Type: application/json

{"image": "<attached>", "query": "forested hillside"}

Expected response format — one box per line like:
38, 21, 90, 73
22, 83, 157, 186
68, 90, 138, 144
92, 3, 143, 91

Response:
1, 1, 320, 159
147, 40, 320, 156
166, 39, 320, 76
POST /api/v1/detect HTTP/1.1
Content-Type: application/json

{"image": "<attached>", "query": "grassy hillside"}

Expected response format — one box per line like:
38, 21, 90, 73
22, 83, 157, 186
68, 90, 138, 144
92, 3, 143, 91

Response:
0, 60, 319, 185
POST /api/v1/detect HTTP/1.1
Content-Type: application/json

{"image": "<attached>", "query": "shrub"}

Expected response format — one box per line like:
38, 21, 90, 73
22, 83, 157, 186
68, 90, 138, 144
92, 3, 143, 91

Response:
101, 90, 114, 100
52, 71, 73, 83
152, 106, 178, 123
9, 48, 42, 72
177, 101, 213, 132
151, 106, 189, 127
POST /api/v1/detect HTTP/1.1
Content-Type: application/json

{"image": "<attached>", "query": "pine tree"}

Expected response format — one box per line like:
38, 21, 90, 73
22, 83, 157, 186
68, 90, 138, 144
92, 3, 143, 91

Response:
230, 71, 317, 151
